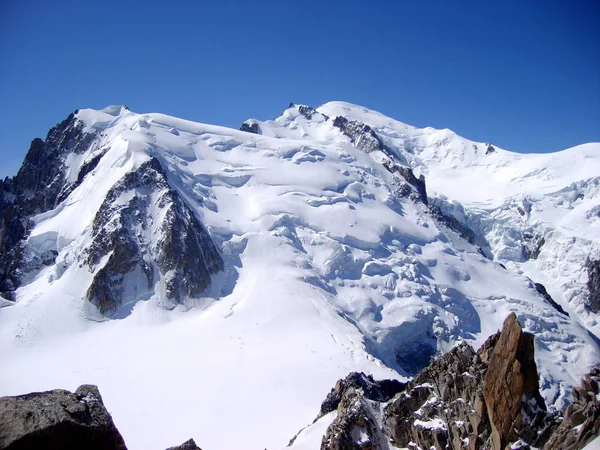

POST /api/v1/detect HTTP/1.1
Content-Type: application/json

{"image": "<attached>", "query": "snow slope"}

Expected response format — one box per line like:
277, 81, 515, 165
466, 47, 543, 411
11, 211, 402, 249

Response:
0, 103, 598, 449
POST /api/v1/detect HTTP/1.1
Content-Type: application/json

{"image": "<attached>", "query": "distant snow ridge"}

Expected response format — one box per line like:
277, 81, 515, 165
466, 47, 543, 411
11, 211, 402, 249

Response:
0, 101, 599, 450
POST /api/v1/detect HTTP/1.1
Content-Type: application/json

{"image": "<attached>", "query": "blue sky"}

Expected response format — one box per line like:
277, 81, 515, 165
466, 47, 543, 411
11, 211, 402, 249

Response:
1, 0, 598, 178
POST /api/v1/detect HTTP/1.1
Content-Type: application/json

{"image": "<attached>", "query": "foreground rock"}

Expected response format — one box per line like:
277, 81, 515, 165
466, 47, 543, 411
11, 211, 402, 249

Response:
0, 384, 127, 450
305, 313, 600, 450
544, 367, 600, 450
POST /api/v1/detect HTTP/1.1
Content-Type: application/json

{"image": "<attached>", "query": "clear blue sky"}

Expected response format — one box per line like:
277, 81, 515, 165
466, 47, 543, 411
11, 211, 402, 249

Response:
1, 0, 598, 178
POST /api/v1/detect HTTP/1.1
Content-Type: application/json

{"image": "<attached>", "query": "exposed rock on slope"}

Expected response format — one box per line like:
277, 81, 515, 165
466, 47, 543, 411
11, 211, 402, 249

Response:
544, 367, 600, 450
0, 384, 127, 450
0, 113, 97, 299
588, 260, 600, 313
310, 313, 563, 450
85, 157, 223, 316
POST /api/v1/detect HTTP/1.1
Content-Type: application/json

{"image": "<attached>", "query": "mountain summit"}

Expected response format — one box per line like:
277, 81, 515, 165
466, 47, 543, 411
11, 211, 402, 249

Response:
0, 102, 598, 449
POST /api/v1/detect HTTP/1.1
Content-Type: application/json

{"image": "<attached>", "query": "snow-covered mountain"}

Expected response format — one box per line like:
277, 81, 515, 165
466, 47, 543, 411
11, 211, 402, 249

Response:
0, 102, 598, 450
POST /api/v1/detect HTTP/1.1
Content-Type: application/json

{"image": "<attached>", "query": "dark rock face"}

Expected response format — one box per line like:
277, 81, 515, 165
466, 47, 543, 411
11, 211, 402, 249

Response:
240, 122, 260, 134
534, 282, 568, 316
316, 313, 561, 450
0, 384, 127, 450
588, 259, 600, 313
544, 366, 600, 450
485, 143, 496, 155
382, 160, 428, 205
523, 232, 545, 260
333, 116, 384, 154
319, 372, 405, 418
0, 113, 97, 300
85, 157, 224, 316
166, 438, 202, 450
429, 204, 481, 247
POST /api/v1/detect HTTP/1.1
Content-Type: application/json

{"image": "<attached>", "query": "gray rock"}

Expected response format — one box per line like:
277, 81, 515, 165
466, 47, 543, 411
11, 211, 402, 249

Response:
240, 122, 260, 134
0, 384, 127, 450
332, 116, 384, 155
543, 366, 600, 450
587, 259, 600, 313
166, 438, 202, 450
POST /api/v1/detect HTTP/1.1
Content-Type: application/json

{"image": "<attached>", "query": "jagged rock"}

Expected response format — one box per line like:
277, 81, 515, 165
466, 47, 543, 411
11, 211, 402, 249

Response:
534, 282, 568, 316
544, 367, 600, 450
332, 116, 384, 154
385, 342, 492, 450
483, 313, 547, 450
485, 143, 496, 155
319, 372, 405, 418
0, 384, 127, 450
429, 203, 481, 247
85, 157, 223, 315
320, 387, 385, 450
522, 231, 545, 260
382, 161, 428, 205
317, 313, 557, 450
240, 122, 260, 134
0, 113, 97, 299
166, 438, 202, 450
588, 259, 600, 313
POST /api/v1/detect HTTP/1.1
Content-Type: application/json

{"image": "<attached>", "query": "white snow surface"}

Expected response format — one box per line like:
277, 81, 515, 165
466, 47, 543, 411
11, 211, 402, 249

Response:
0, 102, 599, 450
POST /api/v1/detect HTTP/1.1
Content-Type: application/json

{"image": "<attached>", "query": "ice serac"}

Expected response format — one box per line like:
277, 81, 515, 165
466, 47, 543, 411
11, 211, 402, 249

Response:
0, 113, 97, 299
85, 157, 223, 316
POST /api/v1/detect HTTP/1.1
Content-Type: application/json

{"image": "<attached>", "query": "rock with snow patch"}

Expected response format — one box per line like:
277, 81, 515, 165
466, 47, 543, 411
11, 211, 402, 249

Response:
85, 157, 223, 315
543, 366, 600, 450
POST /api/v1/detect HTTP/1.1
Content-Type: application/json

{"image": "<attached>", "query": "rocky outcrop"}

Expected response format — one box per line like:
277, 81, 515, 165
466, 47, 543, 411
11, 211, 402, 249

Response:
240, 122, 260, 134
313, 313, 563, 450
85, 157, 224, 315
483, 313, 547, 450
0, 112, 97, 300
485, 143, 496, 155
332, 116, 384, 154
534, 282, 568, 316
166, 438, 202, 450
382, 160, 428, 205
522, 231, 545, 260
0, 384, 127, 450
544, 367, 600, 450
319, 372, 405, 418
588, 259, 600, 313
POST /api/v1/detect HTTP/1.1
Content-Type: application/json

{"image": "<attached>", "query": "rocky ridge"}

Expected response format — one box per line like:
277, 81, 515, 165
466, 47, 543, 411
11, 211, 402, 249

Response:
0, 113, 97, 300
297, 313, 599, 450
84, 157, 223, 316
